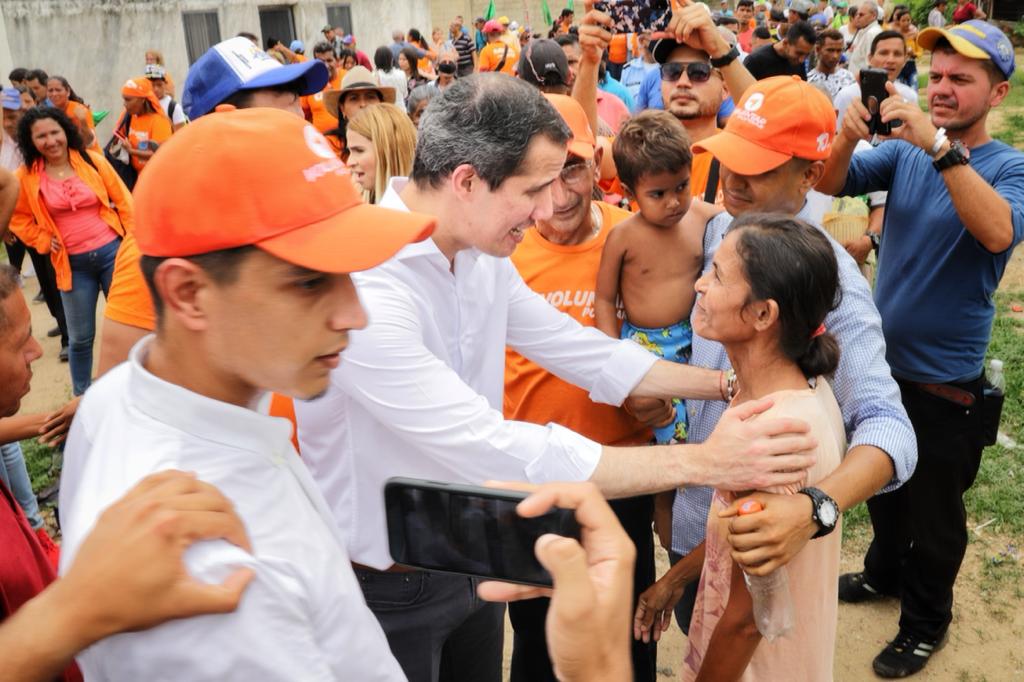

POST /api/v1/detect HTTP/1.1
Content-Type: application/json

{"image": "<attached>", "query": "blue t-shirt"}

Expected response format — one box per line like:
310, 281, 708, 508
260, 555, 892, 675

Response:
843, 139, 1024, 383
598, 74, 635, 112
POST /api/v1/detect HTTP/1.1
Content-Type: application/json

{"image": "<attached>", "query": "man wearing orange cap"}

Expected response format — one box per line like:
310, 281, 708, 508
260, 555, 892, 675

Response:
293, 73, 818, 682
644, 75, 917, 658
114, 77, 171, 174
56, 107, 434, 680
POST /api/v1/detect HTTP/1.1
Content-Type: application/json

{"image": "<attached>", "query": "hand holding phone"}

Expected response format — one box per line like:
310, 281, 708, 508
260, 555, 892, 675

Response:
477, 481, 635, 682
860, 68, 901, 136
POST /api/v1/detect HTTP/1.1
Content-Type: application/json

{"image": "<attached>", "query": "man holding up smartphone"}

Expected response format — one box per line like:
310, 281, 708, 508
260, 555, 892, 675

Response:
294, 72, 816, 682
818, 21, 1024, 678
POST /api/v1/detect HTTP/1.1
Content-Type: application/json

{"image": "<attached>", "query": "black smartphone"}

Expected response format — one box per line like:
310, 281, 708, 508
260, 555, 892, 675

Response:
384, 477, 582, 587
860, 67, 896, 136
593, 0, 673, 33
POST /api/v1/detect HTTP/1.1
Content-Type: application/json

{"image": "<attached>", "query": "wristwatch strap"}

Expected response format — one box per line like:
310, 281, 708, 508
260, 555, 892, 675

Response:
932, 142, 969, 172
710, 46, 740, 68
798, 486, 839, 539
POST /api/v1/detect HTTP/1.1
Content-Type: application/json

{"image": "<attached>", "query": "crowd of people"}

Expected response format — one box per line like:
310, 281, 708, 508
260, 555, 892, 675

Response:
0, 1, 1020, 681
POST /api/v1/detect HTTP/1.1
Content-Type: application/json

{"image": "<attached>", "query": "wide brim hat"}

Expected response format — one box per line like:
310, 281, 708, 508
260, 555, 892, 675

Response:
324, 66, 396, 118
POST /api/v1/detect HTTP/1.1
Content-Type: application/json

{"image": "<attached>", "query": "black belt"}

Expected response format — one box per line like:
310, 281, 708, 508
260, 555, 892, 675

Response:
911, 382, 976, 407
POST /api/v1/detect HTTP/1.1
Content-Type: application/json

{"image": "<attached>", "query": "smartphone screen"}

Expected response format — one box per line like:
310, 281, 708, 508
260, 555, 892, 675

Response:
860, 67, 891, 136
384, 477, 582, 587
593, 0, 672, 33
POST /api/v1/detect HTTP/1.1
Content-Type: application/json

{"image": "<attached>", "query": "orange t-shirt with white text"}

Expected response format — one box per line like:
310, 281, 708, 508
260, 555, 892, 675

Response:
504, 201, 651, 446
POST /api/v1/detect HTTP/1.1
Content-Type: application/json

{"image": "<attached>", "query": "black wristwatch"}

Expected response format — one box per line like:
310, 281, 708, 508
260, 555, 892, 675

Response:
710, 45, 740, 68
932, 139, 970, 172
865, 230, 880, 254
798, 487, 840, 539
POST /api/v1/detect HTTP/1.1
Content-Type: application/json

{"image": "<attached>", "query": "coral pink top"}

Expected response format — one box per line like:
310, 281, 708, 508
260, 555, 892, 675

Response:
40, 171, 118, 255
683, 381, 846, 682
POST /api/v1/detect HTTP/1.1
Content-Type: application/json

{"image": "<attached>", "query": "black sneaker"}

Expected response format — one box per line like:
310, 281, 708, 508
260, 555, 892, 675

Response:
59, 345, 69, 362
872, 629, 947, 678
838, 572, 893, 603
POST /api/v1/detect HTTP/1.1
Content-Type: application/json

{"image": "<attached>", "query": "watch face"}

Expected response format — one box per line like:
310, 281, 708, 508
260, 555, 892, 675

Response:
818, 500, 839, 527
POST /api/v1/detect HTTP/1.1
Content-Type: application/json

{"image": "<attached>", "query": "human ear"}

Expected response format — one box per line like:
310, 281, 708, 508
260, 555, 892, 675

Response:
153, 259, 213, 332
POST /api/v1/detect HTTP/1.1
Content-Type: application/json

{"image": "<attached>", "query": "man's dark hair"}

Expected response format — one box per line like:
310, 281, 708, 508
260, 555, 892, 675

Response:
786, 20, 817, 45
931, 37, 1007, 84
411, 74, 571, 191
613, 110, 693, 194
560, 8, 574, 17
870, 29, 906, 55
0, 264, 21, 334
8, 67, 28, 83
237, 31, 258, 43
738, 0, 755, 7
26, 68, 48, 84
16, 106, 87, 167
728, 213, 842, 378
219, 79, 305, 110
717, 15, 741, 27
770, 8, 787, 21
817, 28, 844, 45
554, 33, 579, 47
140, 247, 257, 320
753, 26, 772, 39
374, 46, 395, 71
312, 41, 334, 57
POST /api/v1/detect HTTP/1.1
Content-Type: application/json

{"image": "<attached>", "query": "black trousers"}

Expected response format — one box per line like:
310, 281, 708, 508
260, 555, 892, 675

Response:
862, 374, 986, 640
509, 494, 657, 682
7, 239, 68, 346
356, 568, 504, 682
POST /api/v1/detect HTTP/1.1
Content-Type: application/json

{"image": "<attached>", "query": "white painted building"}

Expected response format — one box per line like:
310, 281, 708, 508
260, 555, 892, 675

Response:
0, 0, 430, 139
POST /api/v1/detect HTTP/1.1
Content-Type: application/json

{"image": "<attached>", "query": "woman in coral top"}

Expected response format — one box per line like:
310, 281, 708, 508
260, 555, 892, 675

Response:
11, 107, 133, 396
682, 214, 845, 681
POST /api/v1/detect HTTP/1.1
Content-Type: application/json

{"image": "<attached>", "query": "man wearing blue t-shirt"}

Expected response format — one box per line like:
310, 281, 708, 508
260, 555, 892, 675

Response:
819, 20, 1023, 679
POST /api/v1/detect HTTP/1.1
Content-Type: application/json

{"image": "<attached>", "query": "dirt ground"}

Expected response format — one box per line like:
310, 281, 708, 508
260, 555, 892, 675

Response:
17, 252, 1024, 681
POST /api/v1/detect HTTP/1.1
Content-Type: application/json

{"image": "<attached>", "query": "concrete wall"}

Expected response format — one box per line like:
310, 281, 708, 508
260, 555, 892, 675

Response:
429, 0, 561, 36
0, 0, 428, 141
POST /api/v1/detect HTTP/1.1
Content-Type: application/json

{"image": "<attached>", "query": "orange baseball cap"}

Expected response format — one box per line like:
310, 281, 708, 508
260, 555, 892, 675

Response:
121, 76, 164, 115
543, 93, 595, 160
133, 107, 435, 273
692, 76, 836, 175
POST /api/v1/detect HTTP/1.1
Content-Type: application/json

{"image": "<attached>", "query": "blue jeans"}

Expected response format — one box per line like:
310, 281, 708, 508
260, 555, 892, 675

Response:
60, 237, 120, 396
0, 441, 43, 529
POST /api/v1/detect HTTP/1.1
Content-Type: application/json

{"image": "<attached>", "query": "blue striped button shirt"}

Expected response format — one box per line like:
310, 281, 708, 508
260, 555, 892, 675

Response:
671, 207, 919, 557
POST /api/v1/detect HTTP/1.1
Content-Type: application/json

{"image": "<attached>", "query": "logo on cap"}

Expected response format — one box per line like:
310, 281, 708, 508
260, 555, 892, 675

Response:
744, 92, 765, 112
997, 40, 1012, 61
816, 132, 831, 153
304, 124, 337, 160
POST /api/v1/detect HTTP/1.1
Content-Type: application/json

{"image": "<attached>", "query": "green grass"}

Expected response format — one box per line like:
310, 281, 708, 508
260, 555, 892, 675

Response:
21, 438, 58, 496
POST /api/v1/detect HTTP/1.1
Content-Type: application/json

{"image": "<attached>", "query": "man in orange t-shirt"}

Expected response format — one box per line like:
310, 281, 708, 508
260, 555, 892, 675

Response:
477, 20, 517, 75
300, 42, 344, 154
503, 93, 660, 682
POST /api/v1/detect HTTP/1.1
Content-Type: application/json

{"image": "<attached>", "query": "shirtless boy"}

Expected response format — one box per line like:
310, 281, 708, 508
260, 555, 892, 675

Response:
596, 109, 721, 445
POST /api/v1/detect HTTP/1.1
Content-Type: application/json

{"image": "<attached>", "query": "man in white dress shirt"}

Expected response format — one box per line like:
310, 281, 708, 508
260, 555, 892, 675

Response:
294, 73, 818, 682
57, 108, 436, 681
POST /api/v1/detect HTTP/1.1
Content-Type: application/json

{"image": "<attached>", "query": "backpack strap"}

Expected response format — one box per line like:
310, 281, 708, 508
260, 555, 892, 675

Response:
703, 157, 720, 204
494, 44, 510, 73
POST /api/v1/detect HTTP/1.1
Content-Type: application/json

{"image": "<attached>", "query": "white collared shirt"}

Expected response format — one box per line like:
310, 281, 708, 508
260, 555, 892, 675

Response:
58, 338, 405, 682
294, 178, 657, 569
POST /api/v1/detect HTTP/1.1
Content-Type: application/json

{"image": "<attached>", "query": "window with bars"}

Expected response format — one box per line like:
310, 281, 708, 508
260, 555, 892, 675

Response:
326, 4, 353, 35
258, 5, 297, 48
182, 11, 222, 65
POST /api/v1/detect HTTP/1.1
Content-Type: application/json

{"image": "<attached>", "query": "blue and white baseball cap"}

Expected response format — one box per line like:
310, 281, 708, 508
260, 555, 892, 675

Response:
1, 87, 21, 110
918, 20, 1015, 80
182, 36, 329, 119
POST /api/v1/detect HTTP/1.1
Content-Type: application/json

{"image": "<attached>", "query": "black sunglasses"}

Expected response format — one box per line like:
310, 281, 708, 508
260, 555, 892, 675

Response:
660, 61, 713, 83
